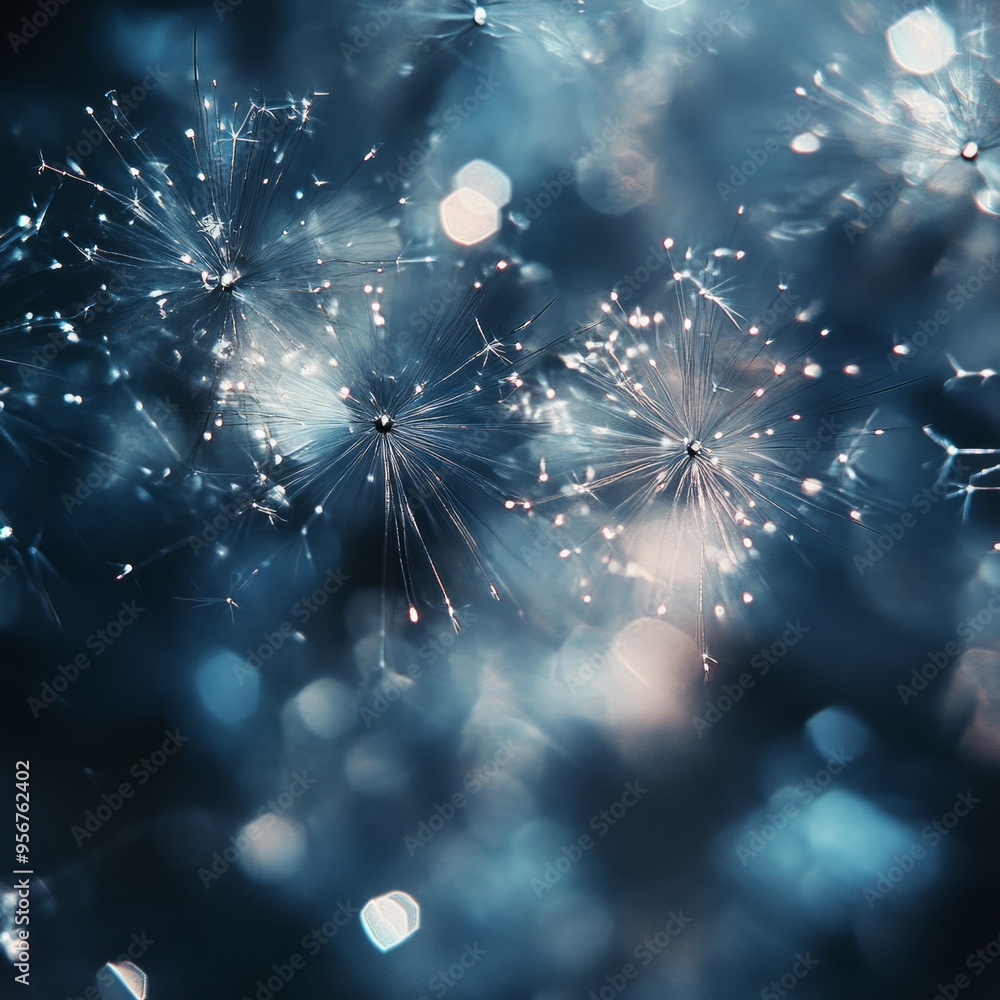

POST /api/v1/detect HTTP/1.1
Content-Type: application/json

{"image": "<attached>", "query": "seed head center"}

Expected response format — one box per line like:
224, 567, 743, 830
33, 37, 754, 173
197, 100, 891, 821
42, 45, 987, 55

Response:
374, 413, 394, 434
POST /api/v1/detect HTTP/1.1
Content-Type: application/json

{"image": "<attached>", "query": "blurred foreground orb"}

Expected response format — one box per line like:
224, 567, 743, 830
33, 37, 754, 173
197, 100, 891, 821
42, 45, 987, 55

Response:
440, 160, 511, 245
576, 144, 654, 214
361, 890, 421, 951
236, 814, 307, 881
195, 650, 260, 725
440, 188, 501, 245
886, 7, 956, 76
97, 961, 147, 1000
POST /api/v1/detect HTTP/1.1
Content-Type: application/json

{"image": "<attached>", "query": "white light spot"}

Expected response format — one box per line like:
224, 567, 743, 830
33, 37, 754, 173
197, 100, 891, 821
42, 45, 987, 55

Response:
293, 678, 354, 739
361, 891, 421, 951
887, 7, 957, 76
237, 814, 307, 881
439, 187, 501, 246
455, 159, 512, 208
791, 132, 821, 154
96, 961, 147, 1000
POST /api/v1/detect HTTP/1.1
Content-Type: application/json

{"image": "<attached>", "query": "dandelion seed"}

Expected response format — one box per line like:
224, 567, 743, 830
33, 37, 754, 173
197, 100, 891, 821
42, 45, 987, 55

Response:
252, 264, 548, 666
924, 422, 1000, 523
174, 568, 261, 625
40, 70, 402, 459
353, 0, 595, 65
550, 241, 889, 679
803, 4, 1000, 217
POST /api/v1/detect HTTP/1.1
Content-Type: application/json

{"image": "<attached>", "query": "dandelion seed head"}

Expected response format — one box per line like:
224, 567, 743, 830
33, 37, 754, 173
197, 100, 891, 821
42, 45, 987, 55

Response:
247, 264, 544, 634
41, 80, 400, 459
887, 7, 957, 76
801, 6, 1000, 219
552, 240, 883, 671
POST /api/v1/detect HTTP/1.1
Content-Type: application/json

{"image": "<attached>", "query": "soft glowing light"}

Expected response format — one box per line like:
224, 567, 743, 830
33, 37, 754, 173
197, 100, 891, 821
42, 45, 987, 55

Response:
97, 961, 148, 1000
886, 8, 957, 76
361, 891, 421, 951
454, 159, 512, 209
439, 187, 501, 246
237, 814, 307, 881
791, 132, 821, 154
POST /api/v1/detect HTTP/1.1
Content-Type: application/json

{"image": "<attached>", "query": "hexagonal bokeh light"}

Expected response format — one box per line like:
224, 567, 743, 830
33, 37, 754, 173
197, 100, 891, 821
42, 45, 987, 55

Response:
439, 160, 511, 246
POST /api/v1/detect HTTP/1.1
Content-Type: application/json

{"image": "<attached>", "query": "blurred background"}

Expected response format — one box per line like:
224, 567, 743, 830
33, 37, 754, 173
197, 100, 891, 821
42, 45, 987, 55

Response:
3, 1, 1000, 998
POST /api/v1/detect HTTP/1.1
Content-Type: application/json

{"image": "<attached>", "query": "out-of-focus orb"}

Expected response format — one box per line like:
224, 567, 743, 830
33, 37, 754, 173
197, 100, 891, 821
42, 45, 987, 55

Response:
97, 961, 148, 1000
805, 705, 871, 760
612, 617, 693, 728
236, 814, 307, 881
455, 159, 512, 209
292, 677, 354, 740
791, 132, 821, 154
886, 8, 957, 76
195, 650, 259, 725
643, 0, 687, 9
361, 890, 421, 951
440, 187, 501, 245
576, 145, 654, 214
946, 647, 1000, 766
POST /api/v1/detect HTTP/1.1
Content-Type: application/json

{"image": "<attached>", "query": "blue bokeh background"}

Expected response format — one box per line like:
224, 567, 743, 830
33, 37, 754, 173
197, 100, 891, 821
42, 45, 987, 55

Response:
3, 1, 1000, 998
